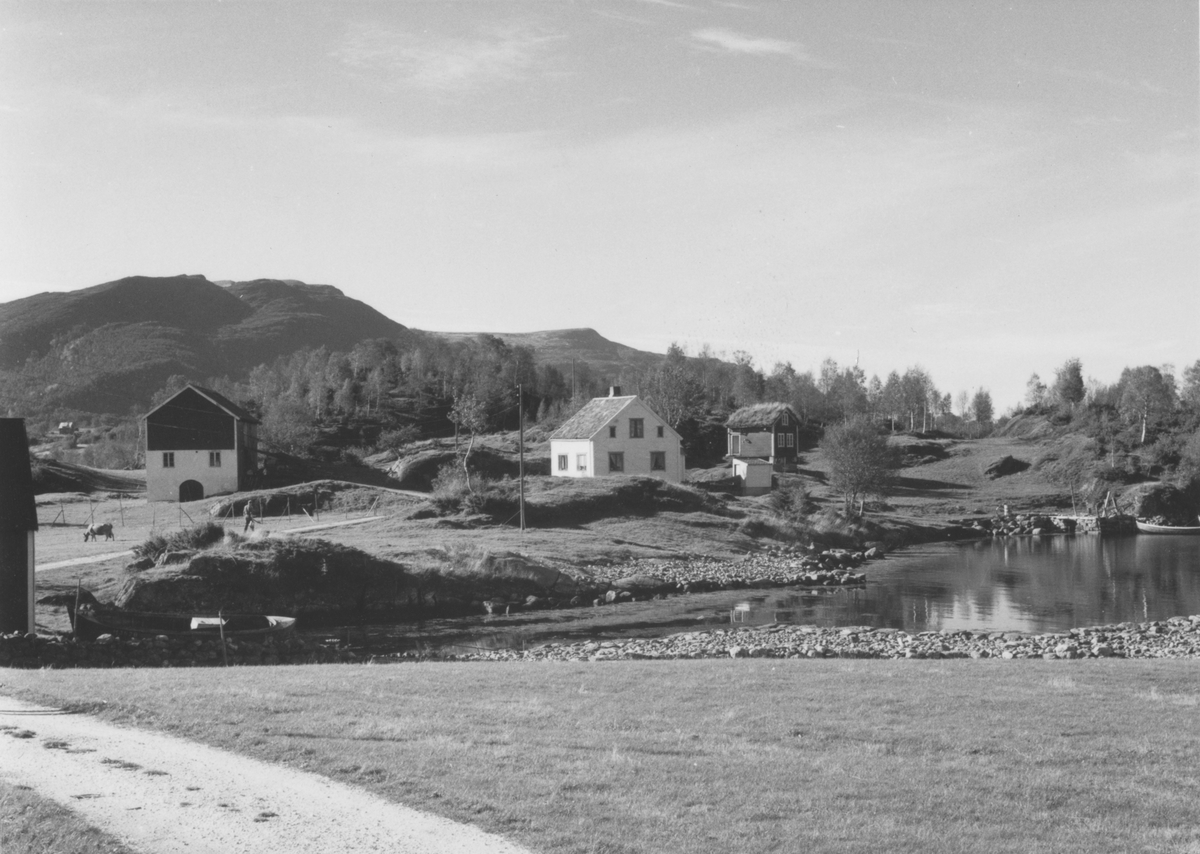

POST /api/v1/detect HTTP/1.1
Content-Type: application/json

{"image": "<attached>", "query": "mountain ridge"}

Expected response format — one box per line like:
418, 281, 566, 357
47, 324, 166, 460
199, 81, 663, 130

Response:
0, 274, 661, 414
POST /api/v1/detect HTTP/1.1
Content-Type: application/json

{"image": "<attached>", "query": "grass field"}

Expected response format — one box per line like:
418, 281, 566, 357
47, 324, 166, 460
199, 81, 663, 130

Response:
0, 780, 135, 854
5, 661, 1200, 854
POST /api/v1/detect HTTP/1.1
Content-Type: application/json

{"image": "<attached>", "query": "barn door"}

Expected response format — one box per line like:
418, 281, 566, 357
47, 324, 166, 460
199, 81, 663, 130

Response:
179, 480, 204, 502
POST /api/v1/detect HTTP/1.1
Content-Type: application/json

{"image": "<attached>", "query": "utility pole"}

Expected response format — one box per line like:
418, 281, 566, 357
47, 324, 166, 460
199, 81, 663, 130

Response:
517, 384, 526, 532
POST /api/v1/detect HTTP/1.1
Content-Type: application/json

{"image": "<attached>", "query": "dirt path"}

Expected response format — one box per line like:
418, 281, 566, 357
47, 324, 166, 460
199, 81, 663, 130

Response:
0, 695, 535, 854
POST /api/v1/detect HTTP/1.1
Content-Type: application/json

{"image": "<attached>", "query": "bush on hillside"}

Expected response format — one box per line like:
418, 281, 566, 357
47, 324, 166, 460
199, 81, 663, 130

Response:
767, 484, 814, 522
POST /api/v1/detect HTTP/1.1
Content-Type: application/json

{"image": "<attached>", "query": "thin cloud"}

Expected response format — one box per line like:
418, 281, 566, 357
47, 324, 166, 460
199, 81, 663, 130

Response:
691, 28, 838, 68
1053, 65, 1167, 95
334, 24, 560, 93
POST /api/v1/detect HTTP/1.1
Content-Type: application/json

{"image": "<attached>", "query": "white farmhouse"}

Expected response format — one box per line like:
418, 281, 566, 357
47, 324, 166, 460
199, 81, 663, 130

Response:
549, 389, 685, 483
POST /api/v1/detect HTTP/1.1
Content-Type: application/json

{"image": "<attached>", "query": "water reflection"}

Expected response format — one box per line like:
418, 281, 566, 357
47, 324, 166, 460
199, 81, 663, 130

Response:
780, 534, 1200, 634
355, 535, 1200, 653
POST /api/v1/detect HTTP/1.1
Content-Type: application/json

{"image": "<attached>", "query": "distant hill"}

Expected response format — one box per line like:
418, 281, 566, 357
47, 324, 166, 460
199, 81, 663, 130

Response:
0, 275, 408, 412
0, 275, 662, 415
436, 327, 660, 377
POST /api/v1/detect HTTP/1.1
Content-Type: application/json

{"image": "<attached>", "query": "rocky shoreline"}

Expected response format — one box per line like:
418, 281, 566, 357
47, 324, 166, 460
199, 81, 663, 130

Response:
445, 616, 1200, 662
5, 614, 1200, 668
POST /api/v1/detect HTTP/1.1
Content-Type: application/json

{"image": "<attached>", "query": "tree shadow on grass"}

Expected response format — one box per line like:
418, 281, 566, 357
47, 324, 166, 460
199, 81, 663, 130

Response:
889, 475, 973, 499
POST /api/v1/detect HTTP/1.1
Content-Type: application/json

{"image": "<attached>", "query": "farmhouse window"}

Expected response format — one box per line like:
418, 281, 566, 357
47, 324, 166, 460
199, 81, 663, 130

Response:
162, 452, 175, 468
650, 451, 666, 471
776, 433, 785, 448
782, 412, 790, 426
657, 426, 664, 438
730, 434, 741, 455
557, 454, 567, 471
785, 434, 794, 448
629, 418, 644, 439
608, 452, 624, 473
577, 454, 587, 471
609, 425, 617, 438
209, 451, 222, 467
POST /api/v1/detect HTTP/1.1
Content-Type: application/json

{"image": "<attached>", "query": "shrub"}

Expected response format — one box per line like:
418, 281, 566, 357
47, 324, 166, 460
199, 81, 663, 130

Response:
767, 484, 813, 522
430, 462, 472, 512
378, 425, 422, 451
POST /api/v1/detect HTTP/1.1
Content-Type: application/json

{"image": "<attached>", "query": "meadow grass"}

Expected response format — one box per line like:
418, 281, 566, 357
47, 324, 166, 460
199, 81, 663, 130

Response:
4, 661, 1200, 853
0, 780, 135, 854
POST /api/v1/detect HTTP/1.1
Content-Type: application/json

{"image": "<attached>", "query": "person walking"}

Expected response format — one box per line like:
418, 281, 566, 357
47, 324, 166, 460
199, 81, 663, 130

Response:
243, 499, 257, 532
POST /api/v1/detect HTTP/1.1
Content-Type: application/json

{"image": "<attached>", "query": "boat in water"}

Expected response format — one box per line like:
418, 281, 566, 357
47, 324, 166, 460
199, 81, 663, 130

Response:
69, 603, 296, 642
1135, 519, 1200, 535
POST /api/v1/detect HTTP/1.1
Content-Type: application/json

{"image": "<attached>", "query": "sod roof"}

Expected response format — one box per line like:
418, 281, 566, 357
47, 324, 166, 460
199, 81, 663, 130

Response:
725, 402, 797, 431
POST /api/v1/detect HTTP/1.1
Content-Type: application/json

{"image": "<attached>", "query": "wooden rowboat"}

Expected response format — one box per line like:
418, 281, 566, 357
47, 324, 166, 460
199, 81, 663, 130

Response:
1135, 520, 1200, 535
69, 604, 296, 642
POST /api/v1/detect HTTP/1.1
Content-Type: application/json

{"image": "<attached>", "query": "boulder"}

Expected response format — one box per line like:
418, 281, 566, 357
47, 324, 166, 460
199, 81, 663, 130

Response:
983, 456, 1030, 479
1122, 483, 1197, 525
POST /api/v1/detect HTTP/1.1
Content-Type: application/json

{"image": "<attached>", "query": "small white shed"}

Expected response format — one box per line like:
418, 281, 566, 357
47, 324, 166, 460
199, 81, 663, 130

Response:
731, 457, 773, 496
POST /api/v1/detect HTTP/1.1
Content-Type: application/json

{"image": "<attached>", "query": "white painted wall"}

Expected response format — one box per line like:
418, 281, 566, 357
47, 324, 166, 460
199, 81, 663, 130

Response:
549, 439, 594, 479
732, 457, 773, 495
550, 399, 684, 482
146, 448, 239, 501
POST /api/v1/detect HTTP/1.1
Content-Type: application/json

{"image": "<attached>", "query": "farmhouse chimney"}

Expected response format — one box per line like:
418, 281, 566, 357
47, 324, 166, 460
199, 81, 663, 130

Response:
0, 419, 38, 634
609, 386, 622, 397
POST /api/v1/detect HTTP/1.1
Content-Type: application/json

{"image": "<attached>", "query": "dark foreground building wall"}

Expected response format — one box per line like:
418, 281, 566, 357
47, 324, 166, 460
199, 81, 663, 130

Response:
0, 419, 38, 634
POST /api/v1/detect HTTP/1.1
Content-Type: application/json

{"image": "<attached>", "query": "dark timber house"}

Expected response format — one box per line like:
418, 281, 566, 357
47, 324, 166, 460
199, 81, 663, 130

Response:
144, 385, 259, 502
725, 402, 800, 470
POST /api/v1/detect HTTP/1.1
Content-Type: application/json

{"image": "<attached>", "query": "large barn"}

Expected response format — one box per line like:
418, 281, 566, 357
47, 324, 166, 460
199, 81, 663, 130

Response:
549, 389, 685, 483
143, 385, 260, 502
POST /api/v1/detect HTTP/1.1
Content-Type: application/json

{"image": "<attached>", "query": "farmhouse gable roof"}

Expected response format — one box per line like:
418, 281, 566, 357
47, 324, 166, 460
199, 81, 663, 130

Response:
550, 396, 636, 440
144, 384, 260, 425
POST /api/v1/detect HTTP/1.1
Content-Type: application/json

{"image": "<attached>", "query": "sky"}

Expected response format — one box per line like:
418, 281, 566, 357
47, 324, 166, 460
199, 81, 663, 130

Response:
1, 1, 1196, 410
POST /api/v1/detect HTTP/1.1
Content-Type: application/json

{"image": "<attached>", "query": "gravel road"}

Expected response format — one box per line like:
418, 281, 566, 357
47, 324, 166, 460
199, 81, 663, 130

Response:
0, 695, 534, 854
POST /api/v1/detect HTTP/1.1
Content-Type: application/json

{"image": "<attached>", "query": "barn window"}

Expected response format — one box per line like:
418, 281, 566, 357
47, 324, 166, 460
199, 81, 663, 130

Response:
657, 426, 664, 438
162, 452, 175, 468
608, 452, 624, 473
209, 451, 222, 467
629, 418, 644, 438
557, 454, 567, 471
650, 451, 666, 471
609, 425, 617, 438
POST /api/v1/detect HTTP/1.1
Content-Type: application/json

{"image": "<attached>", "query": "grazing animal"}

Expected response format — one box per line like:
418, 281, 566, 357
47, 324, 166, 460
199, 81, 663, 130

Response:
83, 522, 114, 542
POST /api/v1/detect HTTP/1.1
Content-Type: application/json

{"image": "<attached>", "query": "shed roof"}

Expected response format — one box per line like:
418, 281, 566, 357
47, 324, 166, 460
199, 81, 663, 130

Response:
144, 384, 260, 425
550, 396, 636, 440
725, 402, 798, 431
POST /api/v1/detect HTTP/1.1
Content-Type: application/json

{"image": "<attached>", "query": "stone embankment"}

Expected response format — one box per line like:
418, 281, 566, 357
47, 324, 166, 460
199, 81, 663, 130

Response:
953, 513, 1073, 537
582, 546, 875, 597
6, 616, 1200, 668
449, 616, 1200, 662
0, 632, 359, 669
